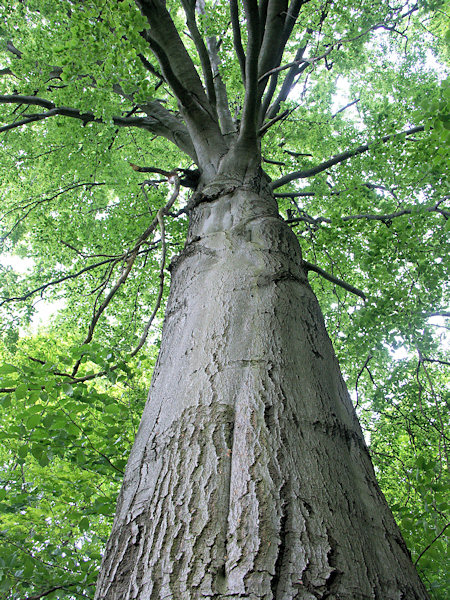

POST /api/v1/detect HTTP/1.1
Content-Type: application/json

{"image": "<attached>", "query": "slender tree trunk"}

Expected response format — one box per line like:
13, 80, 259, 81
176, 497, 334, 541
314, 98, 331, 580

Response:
95, 174, 429, 599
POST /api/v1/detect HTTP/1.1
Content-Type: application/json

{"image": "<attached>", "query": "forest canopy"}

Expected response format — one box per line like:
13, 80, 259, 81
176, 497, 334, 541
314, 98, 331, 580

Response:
0, 0, 448, 598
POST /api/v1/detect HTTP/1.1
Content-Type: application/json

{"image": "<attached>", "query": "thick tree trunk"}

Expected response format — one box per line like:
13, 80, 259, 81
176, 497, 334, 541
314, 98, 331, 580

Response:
95, 176, 428, 599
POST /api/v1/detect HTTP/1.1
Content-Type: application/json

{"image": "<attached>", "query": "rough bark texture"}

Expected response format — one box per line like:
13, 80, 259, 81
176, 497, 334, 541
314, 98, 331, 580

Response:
95, 178, 429, 599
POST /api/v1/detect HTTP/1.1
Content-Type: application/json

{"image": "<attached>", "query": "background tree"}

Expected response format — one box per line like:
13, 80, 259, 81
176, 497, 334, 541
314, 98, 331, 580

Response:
0, 0, 448, 599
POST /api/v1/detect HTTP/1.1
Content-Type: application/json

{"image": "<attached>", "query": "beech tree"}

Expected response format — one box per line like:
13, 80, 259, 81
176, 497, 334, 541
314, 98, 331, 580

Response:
0, 1, 448, 599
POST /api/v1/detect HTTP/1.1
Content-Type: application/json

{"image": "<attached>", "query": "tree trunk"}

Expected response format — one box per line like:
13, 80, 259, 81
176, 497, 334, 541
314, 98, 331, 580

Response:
95, 175, 429, 599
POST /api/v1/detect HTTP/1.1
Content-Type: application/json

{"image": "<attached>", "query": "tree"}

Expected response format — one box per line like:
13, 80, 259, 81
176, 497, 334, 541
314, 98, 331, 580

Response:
0, 0, 448, 599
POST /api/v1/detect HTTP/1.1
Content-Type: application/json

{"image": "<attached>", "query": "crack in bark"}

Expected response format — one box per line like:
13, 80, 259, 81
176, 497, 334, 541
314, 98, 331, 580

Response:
270, 480, 288, 598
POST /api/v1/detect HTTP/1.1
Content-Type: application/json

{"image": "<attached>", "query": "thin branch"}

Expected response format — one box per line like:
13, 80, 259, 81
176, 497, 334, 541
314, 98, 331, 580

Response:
414, 522, 450, 566
0, 67, 15, 77
230, 0, 246, 83
0, 95, 54, 109
422, 358, 450, 367
259, 44, 335, 83
6, 40, 23, 59
275, 191, 315, 198
262, 156, 286, 166
271, 126, 425, 189
275, 182, 398, 201
80, 254, 137, 347
129, 163, 175, 176
303, 260, 366, 300
130, 180, 179, 356
0, 534, 76, 574
60, 407, 124, 475
332, 98, 360, 118
354, 354, 373, 408
0, 257, 118, 307
262, 42, 309, 121
259, 107, 292, 136
284, 201, 449, 227
137, 52, 165, 85
181, 0, 217, 111
0, 95, 170, 133
265, 9, 419, 120
238, 0, 261, 144
70, 177, 180, 379
1, 182, 106, 243
22, 583, 95, 600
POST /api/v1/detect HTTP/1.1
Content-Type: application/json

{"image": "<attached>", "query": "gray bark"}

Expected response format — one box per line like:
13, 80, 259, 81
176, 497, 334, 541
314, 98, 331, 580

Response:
95, 176, 429, 599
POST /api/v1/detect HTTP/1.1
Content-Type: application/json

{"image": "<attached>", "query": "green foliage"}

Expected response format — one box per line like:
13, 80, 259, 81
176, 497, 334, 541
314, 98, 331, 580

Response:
0, 334, 154, 599
0, 0, 448, 598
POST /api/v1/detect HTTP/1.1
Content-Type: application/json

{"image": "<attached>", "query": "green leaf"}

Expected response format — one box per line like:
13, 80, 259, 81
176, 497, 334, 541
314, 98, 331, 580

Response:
17, 446, 28, 459
38, 452, 50, 467
0, 364, 18, 375
26, 414, 41, 428
30, 449, 42, 463
62, 383, 74, 396
15, 384, 28, 400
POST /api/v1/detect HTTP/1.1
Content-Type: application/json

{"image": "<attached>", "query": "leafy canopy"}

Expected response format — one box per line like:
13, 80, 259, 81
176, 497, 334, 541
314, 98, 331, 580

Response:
0, 0, 448, 598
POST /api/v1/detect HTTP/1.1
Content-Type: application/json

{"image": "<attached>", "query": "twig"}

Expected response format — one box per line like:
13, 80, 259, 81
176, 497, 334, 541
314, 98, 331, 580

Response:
0, 182, 106, 243
130, 203, 167, 356
284, 201, 449, 228
354, 354, 373, 408
271, 126, 425, 189
0, 256, 119, 306
258, 107, 292, 136
332, 98, 360, 118
22, 582, 95, 600
303, 260, 366, 300
258, 44, 336, 83
71, 177, 180, 380
414, 522, 450, 566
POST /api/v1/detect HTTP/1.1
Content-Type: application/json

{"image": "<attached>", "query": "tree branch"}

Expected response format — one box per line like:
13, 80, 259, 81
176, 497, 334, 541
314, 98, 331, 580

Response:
70, 177, 180, 378
1, 182, 106, 243
262, 41, 309, 122
137, 0, 211, 111
414, 522, 450, 566
181, 0, 217, 111
259, 43, 335, 83
303, 260, 366, 300
0, 95, 174, 133
259, 1, 311, 120
136, 0, 226, 164
238, 0, 261, 145
258, 0, 306, 96
0, 256, 120, 307
21, 582, 95, 600
332, 98, 360, 118
354, 354, 373, 408
258, 1, 289, 85
0, 94, 198, 159
284, 201, 449, 227
259, 107, 292, 136
6, 40, 23, 59
130, 180, 179, 357
230, 0, 247, 83
271, 126, 425, 189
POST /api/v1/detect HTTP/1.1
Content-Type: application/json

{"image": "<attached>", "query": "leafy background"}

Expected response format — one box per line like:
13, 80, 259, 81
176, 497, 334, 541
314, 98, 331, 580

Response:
0, 0, 448, 598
